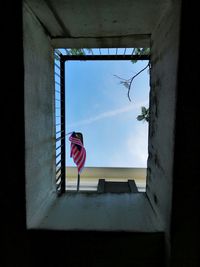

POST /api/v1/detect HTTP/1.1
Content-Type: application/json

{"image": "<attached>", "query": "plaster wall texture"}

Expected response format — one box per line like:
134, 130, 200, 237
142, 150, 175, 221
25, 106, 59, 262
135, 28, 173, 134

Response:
23, 0, 178, 234
147, 1, 181, 234
25, 0, 169, 38
3, 1, 199, 266
24, 4, 56, 227
39, 193, 163, 232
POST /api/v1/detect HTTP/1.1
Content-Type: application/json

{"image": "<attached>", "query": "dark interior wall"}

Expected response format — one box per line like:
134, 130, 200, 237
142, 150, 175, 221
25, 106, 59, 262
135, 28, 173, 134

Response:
170, 1, 199, 266
1, 1, 164, 266
2, 0, 26, 265
2, 1, 199, 267
24, 3, 56, 227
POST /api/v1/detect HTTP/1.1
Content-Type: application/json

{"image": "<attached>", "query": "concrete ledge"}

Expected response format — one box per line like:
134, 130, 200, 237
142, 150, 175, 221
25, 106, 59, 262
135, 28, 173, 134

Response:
38, 192, 163, 232
51, 35, 150, 48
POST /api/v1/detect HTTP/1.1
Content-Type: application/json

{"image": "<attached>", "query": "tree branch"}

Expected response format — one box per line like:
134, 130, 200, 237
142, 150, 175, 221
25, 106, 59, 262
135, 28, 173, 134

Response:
127, 62, 150, 101
113, 74, 129, 81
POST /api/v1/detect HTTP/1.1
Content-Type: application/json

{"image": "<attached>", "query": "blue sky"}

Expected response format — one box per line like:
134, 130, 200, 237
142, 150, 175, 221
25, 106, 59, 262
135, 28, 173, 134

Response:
64, 58, 150, 168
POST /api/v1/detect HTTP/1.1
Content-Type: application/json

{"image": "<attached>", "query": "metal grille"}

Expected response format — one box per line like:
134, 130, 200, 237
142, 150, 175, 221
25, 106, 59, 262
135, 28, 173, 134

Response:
58, 48, 150, 61
54, 49, 66, 195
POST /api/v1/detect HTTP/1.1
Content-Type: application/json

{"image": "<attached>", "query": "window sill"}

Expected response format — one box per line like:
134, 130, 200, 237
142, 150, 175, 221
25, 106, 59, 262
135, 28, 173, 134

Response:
36, 192, 163, 232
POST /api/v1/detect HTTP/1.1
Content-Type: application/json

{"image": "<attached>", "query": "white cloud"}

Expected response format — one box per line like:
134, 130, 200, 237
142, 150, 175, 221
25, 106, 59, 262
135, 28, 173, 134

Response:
83, 122, 149, 168
126, 123, 148, 167
68, 100, 148, 128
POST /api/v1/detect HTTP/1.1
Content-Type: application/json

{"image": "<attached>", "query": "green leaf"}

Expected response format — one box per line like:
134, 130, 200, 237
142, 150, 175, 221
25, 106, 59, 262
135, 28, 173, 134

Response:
135, 48, 141, 55
137, 115, 144, 121
69, 48, 85, 55
131, 48, 150, 64
86, 48, 93, 54
131, 59, 137, 64
141, 106, 146, 115
120, 81, 129, 89
142, 48, 150, 55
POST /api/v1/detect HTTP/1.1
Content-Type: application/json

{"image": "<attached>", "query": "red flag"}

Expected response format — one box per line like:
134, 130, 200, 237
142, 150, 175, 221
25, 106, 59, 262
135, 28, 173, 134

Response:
69, 132, 86, 174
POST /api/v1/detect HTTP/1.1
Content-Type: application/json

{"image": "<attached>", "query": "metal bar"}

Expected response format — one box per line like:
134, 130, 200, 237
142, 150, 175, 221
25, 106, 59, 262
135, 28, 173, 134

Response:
55, 72, 63, 78
56, 183, 61, 190
56, 136, 65, 142
60, 179, 65, 194
56, 157, 65, 166
56, 166, 61, 173
55, 63, 60, 69
56, 151, 64, 158
65, 49, 70, 55
131, 48, 136, 55
99, 48, 101, 55
60, 56, 66, 194
55, 90, 60, 94
55, 49, 62, 56
56, 169, 61, 177
55, 90, 64, 94
56, 144, 64, 150
124, 48, 126, 55
54, 52, 60, 58
61, 54, 149, 61
56, 174, 61, 182
56, 182, 61, 188
55, 81, 61, 86
116, 48, 118, 55
56, 158, 62, 166
56, 166, 61, 174
56, 130, 64, 134
56, 179, 61, 186
77, 173, 80, 192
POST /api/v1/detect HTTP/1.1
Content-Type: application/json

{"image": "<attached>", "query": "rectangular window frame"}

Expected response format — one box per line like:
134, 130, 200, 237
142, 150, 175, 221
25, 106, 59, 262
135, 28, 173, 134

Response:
55, 50, 150, 195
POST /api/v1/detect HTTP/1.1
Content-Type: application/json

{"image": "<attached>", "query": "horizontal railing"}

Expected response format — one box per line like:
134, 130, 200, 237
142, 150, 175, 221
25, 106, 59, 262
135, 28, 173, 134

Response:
61, 54, 149, 61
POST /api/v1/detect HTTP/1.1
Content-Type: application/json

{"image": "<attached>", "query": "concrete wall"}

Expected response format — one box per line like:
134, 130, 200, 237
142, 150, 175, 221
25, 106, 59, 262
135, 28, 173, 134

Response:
147, 0, 181, 235
23, 4, 56, 227
3, 1, 199, 266
23, 0, 180, 234
39, 193, 162, 232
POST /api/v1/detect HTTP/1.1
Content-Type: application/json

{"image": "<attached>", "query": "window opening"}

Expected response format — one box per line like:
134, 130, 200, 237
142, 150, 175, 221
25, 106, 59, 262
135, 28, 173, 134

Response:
54, 48, 150, 195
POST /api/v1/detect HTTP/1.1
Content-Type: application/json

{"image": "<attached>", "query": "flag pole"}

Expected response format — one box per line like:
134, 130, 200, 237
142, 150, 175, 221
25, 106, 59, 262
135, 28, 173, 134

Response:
77, 173, 80, 192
